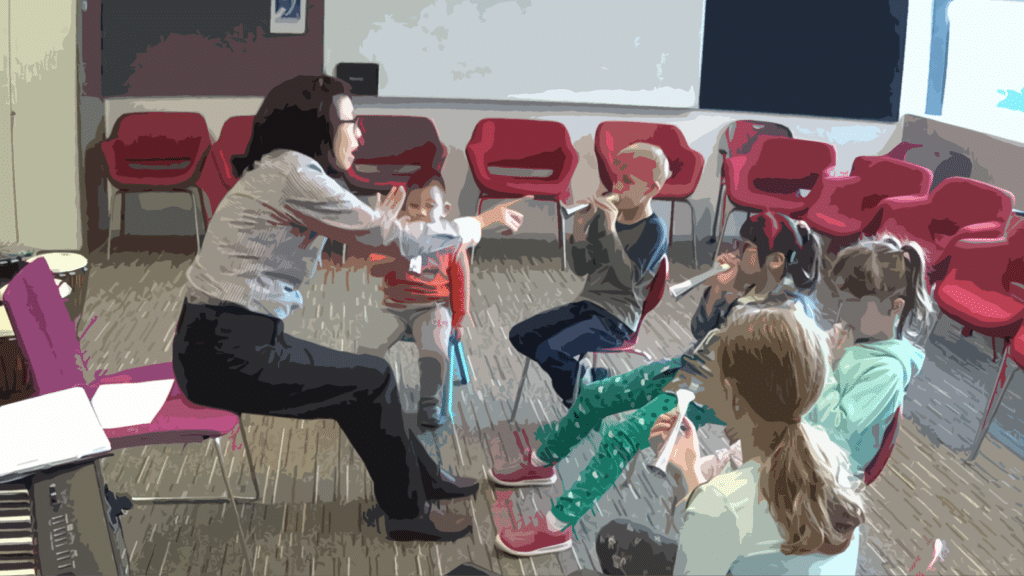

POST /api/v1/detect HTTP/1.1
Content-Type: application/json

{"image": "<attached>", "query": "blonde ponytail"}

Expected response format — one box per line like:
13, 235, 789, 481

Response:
762, 422, 866, 555
716, 307, 866, 556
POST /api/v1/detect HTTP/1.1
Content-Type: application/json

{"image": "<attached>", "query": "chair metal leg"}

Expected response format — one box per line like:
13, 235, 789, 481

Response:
189, 188, 203, 253
687, 200, 699, 268
714, 205, 735, 261
107, 191, 120, 259
470, 197, 485, 265
129, 424, 261, 504
452, 338, 470, 386
557, 202, 567, 271
966, 346, 1017, 462
709, 175, 727, 242
510, 359, 532, 422
214, 437, 255, 576
668, 200, 675, 248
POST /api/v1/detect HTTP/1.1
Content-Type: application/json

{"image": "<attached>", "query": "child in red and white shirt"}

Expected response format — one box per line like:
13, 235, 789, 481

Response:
357, 170, 470, 428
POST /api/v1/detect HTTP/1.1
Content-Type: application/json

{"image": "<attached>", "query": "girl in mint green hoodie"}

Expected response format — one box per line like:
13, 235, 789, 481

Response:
807, 234, 935, 476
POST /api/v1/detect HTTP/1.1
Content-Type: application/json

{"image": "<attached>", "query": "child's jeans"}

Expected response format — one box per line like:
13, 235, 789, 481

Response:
358, 302, 452, 405
509, 301, 631, 402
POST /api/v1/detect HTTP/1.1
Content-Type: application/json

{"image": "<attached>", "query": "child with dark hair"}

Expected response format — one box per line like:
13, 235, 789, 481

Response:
491, 211, 826, 557
357, 169, 471, 429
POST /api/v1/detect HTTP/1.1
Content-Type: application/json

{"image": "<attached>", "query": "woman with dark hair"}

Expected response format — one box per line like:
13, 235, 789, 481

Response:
172, 75, 525, 542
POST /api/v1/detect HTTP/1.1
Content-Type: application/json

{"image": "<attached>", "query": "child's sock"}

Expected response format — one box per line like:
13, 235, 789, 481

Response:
530, 451, 549, 467
545, 511, 569, 532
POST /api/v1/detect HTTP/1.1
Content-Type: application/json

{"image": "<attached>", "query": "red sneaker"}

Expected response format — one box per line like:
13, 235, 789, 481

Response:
487, 452, 557, 487
496, 513, 572, 557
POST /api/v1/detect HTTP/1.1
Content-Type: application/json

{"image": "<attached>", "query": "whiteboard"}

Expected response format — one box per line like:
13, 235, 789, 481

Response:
323, 0, 705, 108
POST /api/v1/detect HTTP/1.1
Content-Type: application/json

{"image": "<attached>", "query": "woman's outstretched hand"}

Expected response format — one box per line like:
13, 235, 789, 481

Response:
479, 196, 530, 235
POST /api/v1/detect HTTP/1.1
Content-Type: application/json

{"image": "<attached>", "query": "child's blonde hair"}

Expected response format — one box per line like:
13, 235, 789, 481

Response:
619, 143, 672, 188
714, 307, 866, 555
829, 234, 935, 339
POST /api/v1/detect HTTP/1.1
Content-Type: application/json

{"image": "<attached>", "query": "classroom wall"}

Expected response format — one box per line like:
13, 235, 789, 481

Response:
902, 114, 1024, 207
103, 96, 900, 243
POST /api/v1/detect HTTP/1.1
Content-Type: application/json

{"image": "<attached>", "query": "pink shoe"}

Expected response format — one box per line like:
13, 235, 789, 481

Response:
496, 513, 572, 557
487, 452, 557, 487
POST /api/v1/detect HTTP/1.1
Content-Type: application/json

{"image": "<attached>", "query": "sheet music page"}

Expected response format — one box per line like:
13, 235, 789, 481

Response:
0, 388, 111, 482
90, 379, 174, 430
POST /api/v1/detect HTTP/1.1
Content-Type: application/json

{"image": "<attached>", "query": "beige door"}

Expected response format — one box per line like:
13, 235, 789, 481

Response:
10, 0, 81, 251
0, 0, 16, 245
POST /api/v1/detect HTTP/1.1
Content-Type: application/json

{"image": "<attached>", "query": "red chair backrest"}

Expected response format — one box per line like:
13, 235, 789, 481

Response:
928, 177, 1015, 229
213, 115, 256, 189
864, 404, 901, 485
721, 120, 793, 159
351, 115, 446, 168
850, 156, 933, 209
595, 122, 705, 198
747, 137, 836, 194
3, 260, 88, 395
467, 118, 576, 176
638, 256, 670, 330
110, 112, 211, 161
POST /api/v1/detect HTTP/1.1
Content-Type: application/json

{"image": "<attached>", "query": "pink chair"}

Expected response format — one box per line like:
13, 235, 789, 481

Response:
863, 405, 902, 485
716, 136, 837, 250
805, 156, 933, 251
101, 112, 211, 257
4, 260, 258, 572
195, 115, 256, 225
967, 324, 1024, 462
466, 118, 578, 269
876, 177, 1014, 272
711, 120, 793, 241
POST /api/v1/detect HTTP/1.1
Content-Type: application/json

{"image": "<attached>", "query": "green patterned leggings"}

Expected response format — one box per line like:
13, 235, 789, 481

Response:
533, 359, 724, 526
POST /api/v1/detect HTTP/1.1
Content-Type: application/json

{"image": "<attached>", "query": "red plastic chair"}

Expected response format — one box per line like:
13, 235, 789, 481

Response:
3, 260, 258, 571
343, 115, 447, 194
716, 136, 836, 249
863, 405, 902, 485
805, 156, 933, 250
924, 227, 1024, 382
596, 122, 705, 265
195, 115, 255, 225
101, 112, 212, 257
509, 256, 668, 422
466, 118, 578, 268
711, 120, 793, 241
876, 177, 1015, 270
966, 325, 1024, 462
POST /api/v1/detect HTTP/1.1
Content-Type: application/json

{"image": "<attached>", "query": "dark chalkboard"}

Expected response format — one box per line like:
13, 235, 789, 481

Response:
101, 0, 323, 97
700, 0, 909, 122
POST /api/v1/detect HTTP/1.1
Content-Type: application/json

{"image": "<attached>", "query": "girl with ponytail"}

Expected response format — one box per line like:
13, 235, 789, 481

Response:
642, 307, 865, 575
806, 234, 934, 475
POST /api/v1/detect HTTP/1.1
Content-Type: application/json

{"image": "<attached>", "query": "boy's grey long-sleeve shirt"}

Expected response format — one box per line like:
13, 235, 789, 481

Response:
568, 210, 668, 332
